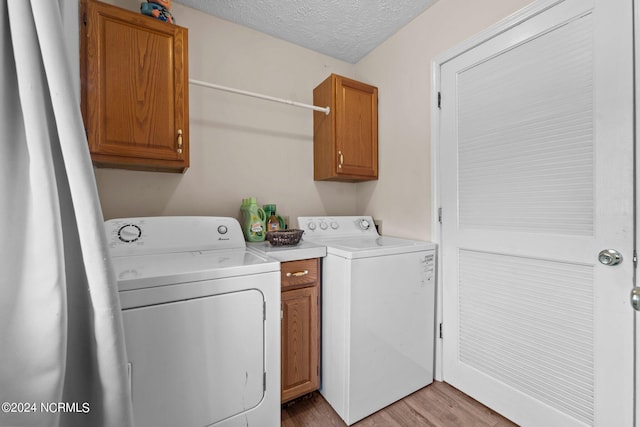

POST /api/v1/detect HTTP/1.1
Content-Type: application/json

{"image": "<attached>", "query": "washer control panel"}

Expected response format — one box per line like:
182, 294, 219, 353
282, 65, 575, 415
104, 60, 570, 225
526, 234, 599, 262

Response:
297, 216, 379, 237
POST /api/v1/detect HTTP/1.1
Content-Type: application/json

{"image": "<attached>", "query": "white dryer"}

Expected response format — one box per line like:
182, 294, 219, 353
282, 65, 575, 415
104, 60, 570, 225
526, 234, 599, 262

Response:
298, 216, 436, 425
105, 216, 280, 427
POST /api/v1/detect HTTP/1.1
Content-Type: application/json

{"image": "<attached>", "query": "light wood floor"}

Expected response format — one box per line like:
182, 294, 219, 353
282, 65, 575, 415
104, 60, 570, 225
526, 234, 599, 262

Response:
281, 381, 518, 427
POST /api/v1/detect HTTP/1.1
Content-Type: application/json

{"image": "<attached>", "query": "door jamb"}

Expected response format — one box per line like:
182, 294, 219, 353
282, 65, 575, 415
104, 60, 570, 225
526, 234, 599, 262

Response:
633, 1, 639, 425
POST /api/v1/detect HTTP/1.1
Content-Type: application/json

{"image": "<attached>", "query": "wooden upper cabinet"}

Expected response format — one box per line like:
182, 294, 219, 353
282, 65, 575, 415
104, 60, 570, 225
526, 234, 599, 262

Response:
313, 74, 378, 182
80, 0, 189, 173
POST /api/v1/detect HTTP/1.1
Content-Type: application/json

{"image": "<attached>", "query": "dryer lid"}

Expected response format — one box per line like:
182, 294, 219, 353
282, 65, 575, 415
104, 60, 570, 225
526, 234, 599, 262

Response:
113, 248, 279, 291
104, 216, 279, 291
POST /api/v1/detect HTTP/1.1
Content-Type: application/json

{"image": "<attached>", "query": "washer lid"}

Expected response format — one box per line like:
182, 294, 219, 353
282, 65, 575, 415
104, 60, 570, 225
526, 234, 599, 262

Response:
113, 249, 279, 291
307, 235, 436, 259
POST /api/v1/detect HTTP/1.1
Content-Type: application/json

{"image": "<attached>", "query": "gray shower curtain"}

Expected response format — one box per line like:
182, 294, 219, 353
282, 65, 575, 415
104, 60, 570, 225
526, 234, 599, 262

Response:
0, 0, 133, 426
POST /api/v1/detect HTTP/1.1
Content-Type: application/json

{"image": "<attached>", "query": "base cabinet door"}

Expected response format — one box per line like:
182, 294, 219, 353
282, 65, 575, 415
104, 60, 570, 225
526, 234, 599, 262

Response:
281, 259, 320, 403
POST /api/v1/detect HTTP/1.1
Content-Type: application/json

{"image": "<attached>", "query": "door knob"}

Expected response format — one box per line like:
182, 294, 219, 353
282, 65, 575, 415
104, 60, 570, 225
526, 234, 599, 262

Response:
631, 288, 640, 311
598, 249, 623, 266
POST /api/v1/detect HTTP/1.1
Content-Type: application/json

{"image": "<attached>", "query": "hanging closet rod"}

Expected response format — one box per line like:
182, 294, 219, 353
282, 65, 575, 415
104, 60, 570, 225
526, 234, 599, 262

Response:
189, 78, 331, 115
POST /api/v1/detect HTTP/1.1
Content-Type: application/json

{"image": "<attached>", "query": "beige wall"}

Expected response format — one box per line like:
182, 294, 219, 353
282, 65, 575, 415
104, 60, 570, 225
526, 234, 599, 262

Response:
354, 0, 534, 240
95, 0, 534, 234
96, 0, 357, 225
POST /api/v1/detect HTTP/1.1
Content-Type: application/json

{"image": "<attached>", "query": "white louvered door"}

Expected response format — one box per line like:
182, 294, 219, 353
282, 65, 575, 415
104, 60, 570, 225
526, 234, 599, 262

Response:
439, 0, 634, 426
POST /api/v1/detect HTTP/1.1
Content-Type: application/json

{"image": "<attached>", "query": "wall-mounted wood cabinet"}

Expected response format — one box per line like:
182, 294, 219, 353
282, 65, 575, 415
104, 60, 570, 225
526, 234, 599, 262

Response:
313, 74, 378, 182
80, 0, 189, 173
280, 258, 320, 403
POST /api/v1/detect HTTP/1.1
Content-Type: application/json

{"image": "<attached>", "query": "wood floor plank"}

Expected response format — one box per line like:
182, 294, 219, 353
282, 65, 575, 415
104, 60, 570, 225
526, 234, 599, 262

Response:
281, 381, 518, 427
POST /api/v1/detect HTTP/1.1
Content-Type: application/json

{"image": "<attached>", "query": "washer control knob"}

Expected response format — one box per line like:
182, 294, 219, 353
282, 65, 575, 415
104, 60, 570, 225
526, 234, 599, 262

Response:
307, 222, 317, 231
330, 221, 339, 230
118, 224, 141, 243
359, 219, 371, 230
319, 222, 328, 230
217, 225, 228, 235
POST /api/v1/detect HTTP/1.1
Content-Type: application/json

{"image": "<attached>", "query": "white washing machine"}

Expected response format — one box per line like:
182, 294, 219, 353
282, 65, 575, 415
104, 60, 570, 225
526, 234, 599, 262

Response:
298, 216, 436, 425
105, 216, 280, 427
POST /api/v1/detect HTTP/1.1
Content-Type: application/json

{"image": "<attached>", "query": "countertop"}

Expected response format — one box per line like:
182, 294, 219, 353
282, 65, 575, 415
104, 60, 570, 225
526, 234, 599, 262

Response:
247, 239, 327, 262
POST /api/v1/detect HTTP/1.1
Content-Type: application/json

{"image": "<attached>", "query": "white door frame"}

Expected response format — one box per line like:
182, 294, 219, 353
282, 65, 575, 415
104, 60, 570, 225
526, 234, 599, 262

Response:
634, 2, 640, 426
430, 3, 638, 419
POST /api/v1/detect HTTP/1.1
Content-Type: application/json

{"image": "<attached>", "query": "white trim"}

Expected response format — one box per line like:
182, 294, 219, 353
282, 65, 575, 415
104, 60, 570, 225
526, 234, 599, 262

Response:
634, 0, 639, 424
430, 59, 443, 380
432, 0, 565, 67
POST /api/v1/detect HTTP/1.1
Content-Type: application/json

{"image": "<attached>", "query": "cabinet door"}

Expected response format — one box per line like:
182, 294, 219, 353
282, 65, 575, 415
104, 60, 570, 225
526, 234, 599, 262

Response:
313, 74, 378, 181
281, 285, 319, 403
81, 0, 189, 172
335, 76, 378, 179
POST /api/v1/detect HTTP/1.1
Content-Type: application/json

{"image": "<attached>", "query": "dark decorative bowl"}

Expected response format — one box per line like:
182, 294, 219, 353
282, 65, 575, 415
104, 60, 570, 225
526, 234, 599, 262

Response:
265, 229, 304, 246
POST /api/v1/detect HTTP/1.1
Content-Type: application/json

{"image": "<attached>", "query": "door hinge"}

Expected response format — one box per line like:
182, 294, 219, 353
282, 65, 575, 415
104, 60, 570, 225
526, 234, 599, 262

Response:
264, 301, 267, 321
634, 250, 638, 268
263, 372, 267, 392
438, 207, 442, 224
437, 92, 442, 109
439, 323, 443, 339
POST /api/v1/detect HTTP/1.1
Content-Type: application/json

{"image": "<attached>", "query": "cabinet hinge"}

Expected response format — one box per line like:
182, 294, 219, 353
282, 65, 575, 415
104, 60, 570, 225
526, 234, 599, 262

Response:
439, 323, 443, 339
83, 12, 87, 26
438, 207, 442, 224
437, 92, 441, 109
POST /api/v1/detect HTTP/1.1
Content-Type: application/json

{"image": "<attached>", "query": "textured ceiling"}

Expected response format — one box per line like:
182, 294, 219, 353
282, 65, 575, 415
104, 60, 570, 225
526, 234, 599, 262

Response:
176, 0, 438, 63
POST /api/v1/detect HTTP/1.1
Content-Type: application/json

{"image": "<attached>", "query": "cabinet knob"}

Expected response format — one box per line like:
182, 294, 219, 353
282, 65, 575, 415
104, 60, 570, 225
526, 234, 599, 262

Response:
177, 129, 183, 154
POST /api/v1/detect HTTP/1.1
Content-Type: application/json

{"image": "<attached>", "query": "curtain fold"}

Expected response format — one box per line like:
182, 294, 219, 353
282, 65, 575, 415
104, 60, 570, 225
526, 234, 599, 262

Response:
0, 0, 133, 426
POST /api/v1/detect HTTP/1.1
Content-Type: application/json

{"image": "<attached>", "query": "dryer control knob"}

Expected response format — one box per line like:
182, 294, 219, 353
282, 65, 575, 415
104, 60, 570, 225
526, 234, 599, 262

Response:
319, 222, 328, 230
359, 219, 371, 230
118, 224, 141, 243
330, 221, 339, 230
307, 222, 317, 231
217, 225, 228, 235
